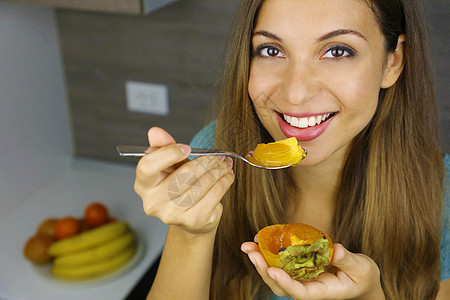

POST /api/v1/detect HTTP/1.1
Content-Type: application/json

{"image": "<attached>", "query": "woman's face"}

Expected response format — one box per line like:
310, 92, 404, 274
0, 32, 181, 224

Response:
248, 0, 392, 166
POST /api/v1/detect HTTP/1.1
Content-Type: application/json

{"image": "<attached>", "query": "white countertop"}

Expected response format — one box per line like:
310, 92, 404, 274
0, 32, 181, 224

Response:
0, 158, 168, 300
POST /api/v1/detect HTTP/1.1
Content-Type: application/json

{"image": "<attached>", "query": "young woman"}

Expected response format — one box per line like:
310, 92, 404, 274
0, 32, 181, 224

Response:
134, 0, 449, 299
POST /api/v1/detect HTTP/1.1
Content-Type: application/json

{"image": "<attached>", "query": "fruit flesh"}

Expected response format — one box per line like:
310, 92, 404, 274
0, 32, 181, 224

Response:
279, 238, 330, 279
252, 137, 306, 167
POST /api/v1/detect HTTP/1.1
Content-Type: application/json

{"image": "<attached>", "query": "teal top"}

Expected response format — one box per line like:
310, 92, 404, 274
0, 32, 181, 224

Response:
189, 121, 450, 293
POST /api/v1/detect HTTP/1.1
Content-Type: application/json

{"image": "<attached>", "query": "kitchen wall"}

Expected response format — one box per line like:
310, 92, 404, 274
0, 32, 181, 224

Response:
0, 3, 72, 218
424, 1, 450, 151
55, 0, 241, 163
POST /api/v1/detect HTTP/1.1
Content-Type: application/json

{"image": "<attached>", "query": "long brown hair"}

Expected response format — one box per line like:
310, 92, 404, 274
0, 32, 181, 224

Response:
211, 0, 444, 299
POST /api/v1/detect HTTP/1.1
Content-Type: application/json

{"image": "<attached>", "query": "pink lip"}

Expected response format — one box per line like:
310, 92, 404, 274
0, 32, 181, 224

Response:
277, 113, 335, 141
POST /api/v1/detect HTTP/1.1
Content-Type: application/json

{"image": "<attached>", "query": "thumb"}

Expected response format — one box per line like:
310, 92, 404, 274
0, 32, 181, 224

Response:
330, 243, 363, 277
148, 127, 176, 147
331, 243, 375, 280
331, 243, 352, 267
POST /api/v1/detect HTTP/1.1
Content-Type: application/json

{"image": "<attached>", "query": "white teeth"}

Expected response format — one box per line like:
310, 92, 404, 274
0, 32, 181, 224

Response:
283, 113, 332, 128
298, 118, 308, 128
291, 117, 299, 126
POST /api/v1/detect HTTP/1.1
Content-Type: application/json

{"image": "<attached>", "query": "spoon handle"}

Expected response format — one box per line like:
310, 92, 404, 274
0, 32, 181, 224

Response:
116, 145, 228, 157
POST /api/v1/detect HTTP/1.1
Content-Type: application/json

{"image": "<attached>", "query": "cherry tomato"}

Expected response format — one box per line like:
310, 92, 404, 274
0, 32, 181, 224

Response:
54, 217, 80, 239
84, 202, 109, 227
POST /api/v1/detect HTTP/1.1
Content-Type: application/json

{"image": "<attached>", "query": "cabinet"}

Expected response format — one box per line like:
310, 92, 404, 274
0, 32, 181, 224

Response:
0, 0, 179, 14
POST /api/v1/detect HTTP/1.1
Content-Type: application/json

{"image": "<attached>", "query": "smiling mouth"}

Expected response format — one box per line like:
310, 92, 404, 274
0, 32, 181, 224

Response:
280, 112, 336, 128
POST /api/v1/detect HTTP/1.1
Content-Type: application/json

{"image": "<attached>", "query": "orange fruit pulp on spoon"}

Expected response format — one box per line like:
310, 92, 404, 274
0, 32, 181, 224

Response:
252, 137, 306, 167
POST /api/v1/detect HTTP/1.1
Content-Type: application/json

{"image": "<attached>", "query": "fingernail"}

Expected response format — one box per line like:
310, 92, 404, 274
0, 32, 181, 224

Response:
229, 169, 234, 175
254, 235, 259, 243
218, 155, 226, 161
249, 255, 257, 268
268, 270, 277, 281
224, 157, 233, 167
180, 145, 191, 155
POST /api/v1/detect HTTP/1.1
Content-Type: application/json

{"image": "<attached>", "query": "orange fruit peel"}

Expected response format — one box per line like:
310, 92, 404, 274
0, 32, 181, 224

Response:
257, 223, 334, 280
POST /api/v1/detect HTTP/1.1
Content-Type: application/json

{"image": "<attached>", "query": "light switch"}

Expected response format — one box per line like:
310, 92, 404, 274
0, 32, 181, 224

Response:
125, 81, 169, 116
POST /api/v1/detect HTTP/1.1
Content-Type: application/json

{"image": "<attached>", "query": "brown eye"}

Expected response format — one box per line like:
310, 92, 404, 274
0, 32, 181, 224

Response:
331, 48, 345, 57
256, 45, 285, 58
322, 45, 356, 59
266, 47, 280, 56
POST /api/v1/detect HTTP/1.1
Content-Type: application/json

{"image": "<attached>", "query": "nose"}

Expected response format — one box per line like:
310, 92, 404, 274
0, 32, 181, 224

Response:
281, 60, 320, 105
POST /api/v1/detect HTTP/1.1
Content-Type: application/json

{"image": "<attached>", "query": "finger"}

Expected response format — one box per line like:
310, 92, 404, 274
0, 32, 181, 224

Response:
164, 155, 232, 200
245, 249, 290, 297
331, 243, 372, 279
192, 170, 235, 213
266, 267, 313, 297
135, 144, 191, 188
267, 265, 356, 300
148, 127, 176, 146
240, 241, 290, 296
178, 172, 234, 230
241, 241, 259, 254
242, 243, 341, 299
331, 243, 381, 294
272, 245, 370, 300
170, 159, 234, 211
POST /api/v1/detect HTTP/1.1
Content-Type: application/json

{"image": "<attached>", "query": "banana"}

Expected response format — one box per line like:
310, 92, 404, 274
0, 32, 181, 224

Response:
53, 231, 135, 267
51, 245, 136, 279
48, 221, 129, 256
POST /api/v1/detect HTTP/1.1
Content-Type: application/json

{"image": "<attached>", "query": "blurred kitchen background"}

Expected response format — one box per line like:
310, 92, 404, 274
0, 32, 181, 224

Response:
0, 0, 240, 215
0, 1, 448, 299
0, 1, 241, 299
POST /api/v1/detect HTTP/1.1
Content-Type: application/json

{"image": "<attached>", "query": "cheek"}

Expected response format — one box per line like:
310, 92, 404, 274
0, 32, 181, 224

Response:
248, 66, 282, 137
345, 78, 379, 114
327, 60, 383, 116
248, 69, 259, 103
249, 64, 269, 105
249, 70, 272, 120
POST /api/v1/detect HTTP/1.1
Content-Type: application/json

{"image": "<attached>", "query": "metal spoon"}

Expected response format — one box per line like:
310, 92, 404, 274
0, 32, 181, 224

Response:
116, 145, 305, 170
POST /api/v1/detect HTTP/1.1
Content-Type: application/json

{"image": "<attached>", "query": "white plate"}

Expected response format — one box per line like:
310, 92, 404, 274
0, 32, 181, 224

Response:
32, 230, 145, 287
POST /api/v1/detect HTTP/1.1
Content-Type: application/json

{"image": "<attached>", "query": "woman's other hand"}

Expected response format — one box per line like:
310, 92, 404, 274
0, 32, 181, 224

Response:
134, 127, 235, 234
241, 241, 385, 300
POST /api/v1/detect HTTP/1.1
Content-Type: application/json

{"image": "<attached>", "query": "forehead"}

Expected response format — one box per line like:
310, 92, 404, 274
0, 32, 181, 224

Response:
255, 0, 381, 40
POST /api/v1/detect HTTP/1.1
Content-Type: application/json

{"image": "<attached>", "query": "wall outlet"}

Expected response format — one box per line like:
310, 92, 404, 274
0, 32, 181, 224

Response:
125, 81, 169, 115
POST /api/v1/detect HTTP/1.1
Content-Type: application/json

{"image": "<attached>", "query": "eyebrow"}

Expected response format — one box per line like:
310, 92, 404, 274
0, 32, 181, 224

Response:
252, 30, 283, 42
252, 29, 366, 43
317, 29, 367, 42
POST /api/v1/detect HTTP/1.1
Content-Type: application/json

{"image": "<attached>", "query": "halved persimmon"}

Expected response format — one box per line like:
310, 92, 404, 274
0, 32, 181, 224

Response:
257, 223, 333, 280
252, 137, 306, 167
